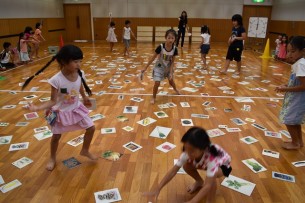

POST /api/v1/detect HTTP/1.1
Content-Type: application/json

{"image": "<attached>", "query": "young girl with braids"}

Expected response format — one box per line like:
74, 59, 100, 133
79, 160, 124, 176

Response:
22, 45, 97, 171
145, 127, 232, 203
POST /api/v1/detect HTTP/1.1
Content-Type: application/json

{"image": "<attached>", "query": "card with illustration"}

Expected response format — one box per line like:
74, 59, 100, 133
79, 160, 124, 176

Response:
181, 119, 194, 126
96, 91, 106, 96
24, 112, 39, 120
116, 115, 129, 122
156, 142, 176, 153
130, 97, 144, 102
123, 141, 142, 152
23, 95, 37, 100
39, 97, 51, 102
240, 136, 258, 144
154, 111, 168, 118
292, 160, 305, 167
122, 126, 133, 132
15, 122, 30, 127
150, 126, 172, 139
252, 123, 267, 131
262, 149, 280, 159
226, 128, 241, 132
18, 101, 29, 105
95, 80, 103, 84
101, 128, 116, 134
182, 87, 198, 93
231, 118, 247, 126
0, 175, 4, 185
101, 151, 123, 161
2, 105, 16, 109
218, 125, 227, 129
224, 108, 232, 113
9, 142, 29, 151
235, 98, 254, 103
242, 158, 267, 173
123, 106, 138, 114
202, 101, 211, 106
0, 179, 22, 193
62, 157, 81, 169
90, 114, 105, 122
34, 126, 49, 133
180, 102, 190, 107
279, 130, 291, 138
264, 131, 282, 139
12, 157, 33, 169
205, 107, 217, 111
207, 129, 225, 138
157, 91, 168, 95
34, 130, 53, 141
191, 114, 209, 119
108, 85, 123, 89
137, 117, 156, 126
221, 175, 256, 196
94, 188, 122, 203
174, 159, 187, 174
158, 104, 169, 109
245, 118, 256, 123
241, 104, 251, 111
272, 171, 295, 183
67, 134, 84, 147
0, 135, 12, 145
166, 102, 177, 108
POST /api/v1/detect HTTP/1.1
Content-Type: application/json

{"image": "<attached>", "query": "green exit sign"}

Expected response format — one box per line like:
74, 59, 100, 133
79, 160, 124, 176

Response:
252, 0, 265, 2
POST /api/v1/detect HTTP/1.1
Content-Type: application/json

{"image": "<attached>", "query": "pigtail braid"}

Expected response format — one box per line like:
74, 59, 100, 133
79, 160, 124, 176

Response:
78, 69, 92, 96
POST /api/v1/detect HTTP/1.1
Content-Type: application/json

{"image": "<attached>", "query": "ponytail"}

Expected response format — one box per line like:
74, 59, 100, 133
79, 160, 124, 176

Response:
78, 69, 92, 96
22, 55, 57, 90
208, 144, 222, 157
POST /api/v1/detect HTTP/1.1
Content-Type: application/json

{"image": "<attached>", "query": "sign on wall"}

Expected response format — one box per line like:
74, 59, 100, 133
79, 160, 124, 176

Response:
247, 17, 268, 38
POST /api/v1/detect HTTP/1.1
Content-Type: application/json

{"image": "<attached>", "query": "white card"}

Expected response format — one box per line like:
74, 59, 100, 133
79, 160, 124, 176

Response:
9, 142, 29, 151
122, 126, 133, 132
235, 98, 254, 103
15, 122, 30, 127
90, 114, 105, 122
0, 122, 9, 127
166, 102, 177, 108
242, 158, 267, 173
245, 118, 256, 123
292, 160, 305, 167
207, 129, 225, 138
202, 101, 211, 106
2, 105, 16, 109
34, 126, 49, 133
123, 106, 138, 114
123, 142, 142, 152
158, 104, 170, 109
156, 142, 176, 153
180, 102, 190, 107
39, 97, 51, 102
279, 130, 291, 138
67, 134, 84, 147
226, 128, 241, 132
149, 126, 172, 139
137, 117, 156, 126
0, 135, 12, 145
181, 119, 194, 126
221, 175, 256, 196
12, 157, 33, 169
23, 95, 37, 100
264, 131, 282, 139
94, 188, 122, 203
154, 111, 168, 118
231, 118, 247, 125
0, 175, 4, 185
101, 128, 116, 134
130, 97, 144, 102
240, 136, 258, 144
218, 125, 227, 129
34, 130, 53, 141
272, 171, 295, 183
0, 179, 22, 193
191, 114, 209, 119
262, 149, 280, 159
252, 123, 267, 131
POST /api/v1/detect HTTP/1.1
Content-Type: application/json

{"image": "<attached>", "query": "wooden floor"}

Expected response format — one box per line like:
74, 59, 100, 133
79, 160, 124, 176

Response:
0, 41, 305, 203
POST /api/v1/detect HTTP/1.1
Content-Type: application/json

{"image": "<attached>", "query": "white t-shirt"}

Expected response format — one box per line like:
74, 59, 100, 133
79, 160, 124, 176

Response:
201, 33, 210, 45
293, 58, 305, 77
123, 27, 131, 40
1, 51, 11, 63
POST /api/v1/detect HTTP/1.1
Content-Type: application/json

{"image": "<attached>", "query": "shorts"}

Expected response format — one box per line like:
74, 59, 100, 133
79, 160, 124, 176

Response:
220, 165, 232, 177
226, 46, 243, 62
153, 62, 171, 82
20, 52, 30, 62
200, 44, 210, 54
123, 39, 130, 48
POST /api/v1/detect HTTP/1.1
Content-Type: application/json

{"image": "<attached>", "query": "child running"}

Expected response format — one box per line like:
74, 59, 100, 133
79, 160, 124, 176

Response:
276, 36, 305, 150
145, 127, 232, 203
141, 29, 180, 104
106, 21, 118, 52
200, 25, 211, 69
22, 45, 98, 171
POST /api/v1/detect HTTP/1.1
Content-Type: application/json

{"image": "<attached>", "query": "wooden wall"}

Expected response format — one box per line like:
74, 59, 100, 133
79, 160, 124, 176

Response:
93, 18, 233, 43
0, 18, 66, 48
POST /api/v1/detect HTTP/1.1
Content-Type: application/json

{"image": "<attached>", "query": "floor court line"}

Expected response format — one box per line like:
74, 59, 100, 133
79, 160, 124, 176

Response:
0, 89, 283, 100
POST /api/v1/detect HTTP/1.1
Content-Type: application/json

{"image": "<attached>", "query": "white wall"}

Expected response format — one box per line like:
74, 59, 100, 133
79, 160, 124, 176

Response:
271, 0, 305, 21
64, 0, 244, 19
0, 0, 64, 18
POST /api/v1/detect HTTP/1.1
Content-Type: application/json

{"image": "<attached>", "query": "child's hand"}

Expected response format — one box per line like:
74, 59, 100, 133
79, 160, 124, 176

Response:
143, 190, 160, 202
275, 85, 287, 93
26, 103, 38, 111
83, 97, 92, 108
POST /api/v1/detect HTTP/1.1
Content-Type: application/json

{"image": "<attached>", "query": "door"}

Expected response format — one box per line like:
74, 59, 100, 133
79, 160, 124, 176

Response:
64, 4, 92, 42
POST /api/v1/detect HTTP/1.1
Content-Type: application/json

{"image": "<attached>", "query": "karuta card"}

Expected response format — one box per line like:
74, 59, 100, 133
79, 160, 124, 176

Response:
202, 101, 211, 106
156, 142, 176, 153
252, 123, 267, 131
23, 95, 38, 100
116, 115, 129, 122
226, 128, 241, 132
122, 126, 133, 132
39, 97, 51, 102
218, 125, 227, 129
130, 97, 144, 102
154, 111, 168, 118
191, 114, 209, 119
207, 129, 225, 138
221, 175, 256, 196
62, 157, 81, 169
67, 134, 84, 147
279, 130, 291, 138
101, 151, 123, 161
90, 114, 105, 122
264, 131, 282, 139
0, 122, 9, 127
292, 160, 305, 167
224, 108, 232, 113
0, 175, 4, 185
262, 149, 280, 159
240, 136, 258, 144
245, 118, 256, 123
15, 122, 30, 127
235, 98, 254, 103
272, 171, 295, 183
158, 104, 170, 109
94, 188, 122, 203
0, 179, 22, 193
0, 135, 13, 145
166, 102, 177, 107
12, 157, 33, 169
180, 102, 190, 107
123, 141, 142, 152
24, 112, 39, 120
2, 105, 16, 109
137, 117, 156, 126
123, 106, 138, 114
101, 128, 116, 134
118, 95, 124, 100
150, 126, 172, 139
231, 118, 247, 125
34, 130, 53, 141
242, 158, 267, 173
181, 119, 194, 126
34, 126, 49, 133
9, 142, 29, 151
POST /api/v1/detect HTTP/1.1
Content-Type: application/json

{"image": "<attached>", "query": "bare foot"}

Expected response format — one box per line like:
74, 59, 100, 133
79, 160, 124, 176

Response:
46, 158, 56, 171
219, 70, 227, 75
187, 181, 204, 194
80, 150, 98, 160
283, 139, 303, 147
150, 98, 155, 104
174, 89, 181, 95
282, 142, 301, 150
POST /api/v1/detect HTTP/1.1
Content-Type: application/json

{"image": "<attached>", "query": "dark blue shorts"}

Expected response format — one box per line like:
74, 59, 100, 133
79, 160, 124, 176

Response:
200, 44, 210, 54
226, 46, 243, 62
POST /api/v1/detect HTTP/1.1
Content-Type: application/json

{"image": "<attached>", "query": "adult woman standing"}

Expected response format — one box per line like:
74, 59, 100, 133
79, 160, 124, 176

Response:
176, 11, 189, 48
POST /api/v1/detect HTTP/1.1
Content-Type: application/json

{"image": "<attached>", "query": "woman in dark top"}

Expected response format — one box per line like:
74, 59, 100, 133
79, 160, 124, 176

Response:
176, 11, 189, 48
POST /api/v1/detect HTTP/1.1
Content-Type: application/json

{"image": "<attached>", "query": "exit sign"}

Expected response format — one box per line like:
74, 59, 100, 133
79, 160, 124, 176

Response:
252, 0, 265, 2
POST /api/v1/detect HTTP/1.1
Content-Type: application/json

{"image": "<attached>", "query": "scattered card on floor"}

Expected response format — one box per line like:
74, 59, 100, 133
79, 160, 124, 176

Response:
23, 95, 37, 100
156, 142, 176, 153
90, 114, 105, 122
242, 158, 267, 173
180, 102, 190, 107
94, 188, 122, 203
101, 151, 123, 161
264, 131, 282, 139
123, 106, 138, 114
101, 128, 116, 134
272, 171, 295, 183
292, 160, 305, 167
123, 141, 142, 152
0, 122, 10, 127
150, 126, 172, 139
137, 117, 156, 126
34, 130, 53, 141
116, 115, 129, 122
122, 126, 133, 132
12, 157, 33, 169
262, 149, 280, 159
226, 128, 241, 132
0, 135, 12, 145
207, 129, 225, 138
240, 136, 258, 144
224, 108, 232, 113
24, 112, 39, 120
62, 157, 81, 169
245, 118, 255, 123
130, 97, 144, 102
15, 122, 30, 127
34, 126, 49, 133
154, 111, 168, 118
0, 179, 22, 193
9, 142, 29, 151
252, 123, 267, 131
67, 134, 84, 147
191, 114, 209, 119
0, 175, 4, 185
231, 118, 247, 125
221, 175, 256, 196
2, 105, 16, 109
181, 119, 194, 126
